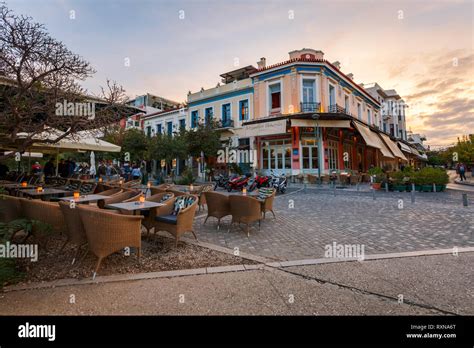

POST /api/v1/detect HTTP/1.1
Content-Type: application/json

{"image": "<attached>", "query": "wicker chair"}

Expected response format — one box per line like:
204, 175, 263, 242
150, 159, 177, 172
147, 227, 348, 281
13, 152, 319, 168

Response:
97, 190, 141, 209
321, 175, 330, 185
77, 205, 143, 278
196, 184, 214, 211
307, 174, 318, 184
20, 199, 66, 245
79, 182, 97, 195
97, 187, 122, 196
152, 194, 199, 247
0, 195, 23, 223
58, 201, 94, 263
167, 188, 188, 197
203, 191, 231, 230
122, 179, 141, 188
141, 192, 175, 235
150, 184, 173, 195
228, 195, 262, 237
261, 189, 276, 219
64, 179, 82, 192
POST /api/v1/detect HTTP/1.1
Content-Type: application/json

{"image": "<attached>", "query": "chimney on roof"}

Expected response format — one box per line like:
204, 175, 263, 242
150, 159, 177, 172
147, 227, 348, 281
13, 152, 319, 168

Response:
257, 57, 266, 69
332, 61, 341, 69
347, 73, 354, 80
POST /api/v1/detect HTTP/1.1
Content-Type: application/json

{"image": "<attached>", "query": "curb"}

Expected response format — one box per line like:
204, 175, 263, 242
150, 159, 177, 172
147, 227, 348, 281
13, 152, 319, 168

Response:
3, 247, 473, 293
454, 179, 474, 186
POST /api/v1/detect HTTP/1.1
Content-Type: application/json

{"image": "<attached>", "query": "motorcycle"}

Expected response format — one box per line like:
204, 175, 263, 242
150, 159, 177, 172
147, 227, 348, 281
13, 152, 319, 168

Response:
248, 174, 271, 192
213, 173, 237, 190
270, 170, 288, 194
227, 173, 252, 192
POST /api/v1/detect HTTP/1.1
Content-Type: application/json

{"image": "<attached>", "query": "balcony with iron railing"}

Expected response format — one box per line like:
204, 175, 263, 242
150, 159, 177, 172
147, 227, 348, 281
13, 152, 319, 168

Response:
327, 104, 347, 114
217, 119, 234, 129
300, 102, 321, 113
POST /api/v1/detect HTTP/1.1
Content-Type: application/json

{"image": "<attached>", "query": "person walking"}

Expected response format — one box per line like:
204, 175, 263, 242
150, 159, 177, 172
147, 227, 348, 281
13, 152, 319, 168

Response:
43, 158, 55, 177
131, 165, 141, 181
458, 163, 467, 181
31, 161, 41, 174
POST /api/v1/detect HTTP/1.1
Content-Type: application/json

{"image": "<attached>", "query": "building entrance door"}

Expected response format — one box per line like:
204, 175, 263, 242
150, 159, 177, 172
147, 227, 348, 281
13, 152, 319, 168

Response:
301, 138, 318, 172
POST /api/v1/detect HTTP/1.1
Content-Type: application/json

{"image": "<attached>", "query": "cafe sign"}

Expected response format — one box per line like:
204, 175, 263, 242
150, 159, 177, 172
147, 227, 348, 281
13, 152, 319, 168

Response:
241, 119, 287, 137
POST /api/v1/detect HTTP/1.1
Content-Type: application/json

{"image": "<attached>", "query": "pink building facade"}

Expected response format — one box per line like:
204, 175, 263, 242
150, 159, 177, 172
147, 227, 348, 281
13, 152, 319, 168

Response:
245, 49, 409, 176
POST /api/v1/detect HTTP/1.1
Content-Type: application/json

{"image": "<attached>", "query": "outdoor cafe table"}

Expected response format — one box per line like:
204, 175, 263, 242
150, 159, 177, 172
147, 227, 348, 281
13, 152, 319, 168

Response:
59, 194, 109, 204
1, 183, 35, 189
105, 201, 164, 215
21, 188, 69, 199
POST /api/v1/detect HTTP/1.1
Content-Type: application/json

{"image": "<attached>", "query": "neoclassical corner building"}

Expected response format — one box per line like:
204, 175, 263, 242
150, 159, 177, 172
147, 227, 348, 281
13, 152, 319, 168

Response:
140, 48, 426, 176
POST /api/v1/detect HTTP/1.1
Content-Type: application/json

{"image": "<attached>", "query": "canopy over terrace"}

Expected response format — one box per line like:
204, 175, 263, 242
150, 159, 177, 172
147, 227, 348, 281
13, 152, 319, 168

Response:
5, 128, 121, 176
20, 129, 121, 153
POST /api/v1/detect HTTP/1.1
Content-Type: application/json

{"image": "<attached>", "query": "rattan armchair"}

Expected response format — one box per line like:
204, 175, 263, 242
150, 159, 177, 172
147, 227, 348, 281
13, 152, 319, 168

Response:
96, 187, 122, 196
97, 190, 141, 209
261, 189, 276, 219
0, 194, 23, 223
196, 184, 214, 210
77, 205, 143, 278
141, 192, 175, 236
203, 191, 231, 230
150, 184, 173, 195
228, 195, 262, 237
20, 199, 66, 245
166, 188, 188, 197
152, 194, 199, 247
79, 181, 97, 195
58, 201, 93, 263
122, 179, 141, 188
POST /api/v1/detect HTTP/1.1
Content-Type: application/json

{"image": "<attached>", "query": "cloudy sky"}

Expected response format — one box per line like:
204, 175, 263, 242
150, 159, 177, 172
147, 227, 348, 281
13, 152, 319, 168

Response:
6, 0, 473, 147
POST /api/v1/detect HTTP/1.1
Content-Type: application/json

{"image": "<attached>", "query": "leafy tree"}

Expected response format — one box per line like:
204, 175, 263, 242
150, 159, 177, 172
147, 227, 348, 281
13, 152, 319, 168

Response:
121, 128, 149, 163
184, 120, 223, 160
148, 131, 187, 169
0, 3, 131, 160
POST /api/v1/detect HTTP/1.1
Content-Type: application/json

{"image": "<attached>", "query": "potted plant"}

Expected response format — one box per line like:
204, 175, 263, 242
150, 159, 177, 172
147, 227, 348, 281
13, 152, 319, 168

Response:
368, 167, 384, 190
391, 171, 406, 192
412, 170, 425, 191
433, 168, 449, 191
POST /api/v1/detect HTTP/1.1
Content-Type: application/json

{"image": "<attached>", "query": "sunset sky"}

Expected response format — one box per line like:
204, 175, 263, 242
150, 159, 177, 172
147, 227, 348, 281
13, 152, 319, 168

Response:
7, 0, 474, 147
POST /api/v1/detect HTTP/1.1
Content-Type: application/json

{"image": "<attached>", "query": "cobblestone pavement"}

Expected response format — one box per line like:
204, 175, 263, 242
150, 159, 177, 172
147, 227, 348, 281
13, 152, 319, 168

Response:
194, 188, 474, 261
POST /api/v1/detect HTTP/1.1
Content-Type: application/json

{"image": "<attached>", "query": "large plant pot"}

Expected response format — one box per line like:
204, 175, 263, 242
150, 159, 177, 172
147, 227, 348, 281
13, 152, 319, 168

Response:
372, 182, 382, 190
435, 184, 446, 192
393, 184, 405, 192
422, 184, 433, 192
415, 184, 423, 192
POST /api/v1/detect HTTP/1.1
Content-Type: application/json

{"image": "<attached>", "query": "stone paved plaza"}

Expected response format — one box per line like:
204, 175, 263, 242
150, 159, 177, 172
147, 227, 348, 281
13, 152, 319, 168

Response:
193, 188, 474, 261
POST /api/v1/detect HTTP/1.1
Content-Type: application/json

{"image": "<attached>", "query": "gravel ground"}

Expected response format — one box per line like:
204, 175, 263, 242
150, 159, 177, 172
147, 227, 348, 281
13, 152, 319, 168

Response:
10, 233, 256, 285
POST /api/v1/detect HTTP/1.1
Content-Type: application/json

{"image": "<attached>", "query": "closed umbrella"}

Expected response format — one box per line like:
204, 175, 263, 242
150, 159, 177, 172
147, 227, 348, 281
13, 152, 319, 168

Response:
89, 151, 96, 178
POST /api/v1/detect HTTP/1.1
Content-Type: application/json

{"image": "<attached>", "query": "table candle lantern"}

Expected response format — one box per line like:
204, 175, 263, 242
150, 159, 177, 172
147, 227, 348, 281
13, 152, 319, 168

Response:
21, 181, 27, 187
36, 186, 43, 192
73, 191, 80, 199
139, 194, 145, 203
98, 177, 103, 183
147, 182, 151, 188
190, 184, 194, 192
242, 187, 247, 195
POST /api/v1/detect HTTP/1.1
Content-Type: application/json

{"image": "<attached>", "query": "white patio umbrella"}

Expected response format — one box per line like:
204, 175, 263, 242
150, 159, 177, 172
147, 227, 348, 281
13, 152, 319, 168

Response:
89, 151, 96, 177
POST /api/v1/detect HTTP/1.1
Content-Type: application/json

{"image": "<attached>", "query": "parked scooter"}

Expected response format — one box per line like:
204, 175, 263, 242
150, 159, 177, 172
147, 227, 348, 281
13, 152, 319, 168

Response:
248, 174, 271, 192
213, 173, 238, 190
227, 173, 252, 192
270, 170, 288, 194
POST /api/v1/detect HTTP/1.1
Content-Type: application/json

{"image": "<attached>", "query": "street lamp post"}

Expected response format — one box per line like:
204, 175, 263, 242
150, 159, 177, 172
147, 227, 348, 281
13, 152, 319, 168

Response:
312, 113, 321, 185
